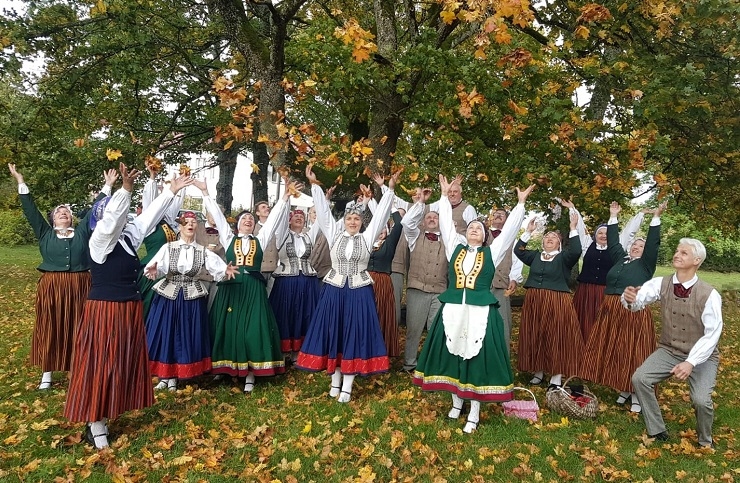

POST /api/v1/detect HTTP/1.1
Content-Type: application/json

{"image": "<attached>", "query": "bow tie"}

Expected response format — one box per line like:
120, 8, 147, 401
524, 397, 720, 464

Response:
673, 283, 693, 298
490, 229, 502, 239
425, 232, 439, 241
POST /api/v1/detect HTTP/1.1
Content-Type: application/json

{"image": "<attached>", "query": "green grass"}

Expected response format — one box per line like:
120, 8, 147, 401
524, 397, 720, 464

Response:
0, 244, 739, 482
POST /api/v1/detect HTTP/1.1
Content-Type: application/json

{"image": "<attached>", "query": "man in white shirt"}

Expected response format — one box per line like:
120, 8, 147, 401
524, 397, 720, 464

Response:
624, 238, 723, 448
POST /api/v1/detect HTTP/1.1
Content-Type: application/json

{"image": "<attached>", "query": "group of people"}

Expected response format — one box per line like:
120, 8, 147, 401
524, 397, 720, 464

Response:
10, 161, 723, 450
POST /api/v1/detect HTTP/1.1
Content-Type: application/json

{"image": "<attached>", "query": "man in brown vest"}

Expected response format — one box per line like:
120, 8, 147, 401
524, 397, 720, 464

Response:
485, 208, 523, 349
390, 210, 409, 327
254, 200, 279, 295
625, 238, 723, 448
400, 189, 448, 372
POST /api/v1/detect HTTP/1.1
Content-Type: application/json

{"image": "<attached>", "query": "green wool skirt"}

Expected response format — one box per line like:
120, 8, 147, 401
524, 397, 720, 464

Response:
209, 273, 285, 377
413, 302, 514, 402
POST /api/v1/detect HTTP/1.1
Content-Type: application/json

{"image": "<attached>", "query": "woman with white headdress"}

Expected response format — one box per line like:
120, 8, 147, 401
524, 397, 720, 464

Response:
515, 208, 584, 390
296, 165, 400, 403
579, 201, 665, 413
413, 175, 533, 433
8, 163, 115, 390
204, 177, 298, 392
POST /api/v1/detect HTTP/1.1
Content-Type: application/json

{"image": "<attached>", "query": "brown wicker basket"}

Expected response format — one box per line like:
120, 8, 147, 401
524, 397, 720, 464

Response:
545, 376, 599, 419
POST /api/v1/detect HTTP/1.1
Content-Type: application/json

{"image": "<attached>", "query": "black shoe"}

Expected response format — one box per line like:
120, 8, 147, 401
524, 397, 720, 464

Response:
648, 431, 669, 442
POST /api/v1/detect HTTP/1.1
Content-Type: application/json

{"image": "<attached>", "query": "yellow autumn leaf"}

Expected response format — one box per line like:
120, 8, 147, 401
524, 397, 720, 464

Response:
74, 138, 85, 148
440, 9, 457, 24
477, 173, 489, 181
574, 25, 590, 39
224, 139, 235, 150
251, 163, 260, 174
303, 79, 317, 87
106, 148, 123, 161
301, 422, 312, 434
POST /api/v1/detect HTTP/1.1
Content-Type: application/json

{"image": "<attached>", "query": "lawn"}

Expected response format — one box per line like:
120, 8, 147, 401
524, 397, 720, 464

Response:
0, 245, 739, 482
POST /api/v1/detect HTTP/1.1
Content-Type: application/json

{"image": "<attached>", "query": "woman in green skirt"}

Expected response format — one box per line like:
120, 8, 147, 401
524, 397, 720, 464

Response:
202, 178, 300, 393
413, 175, 533, 433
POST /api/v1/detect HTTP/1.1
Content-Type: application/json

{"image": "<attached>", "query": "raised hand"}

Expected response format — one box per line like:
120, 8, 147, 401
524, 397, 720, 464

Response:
516, 184, 535, 204
103, 169, 118, 187
609, 201, 621, 217
569, 212, 578, 230
305, 164, 319, 185
371, 172, 385, 187
558, 198, 575, 209
439, 174, 451, 196
7, 163, 24, 184
655, 201, 668, 217
525, 217, 537, 234
388, 168, 402, 190
169, 174, 192, 194
192, 179, 208, 195
451, 174, 463, 187
325, 185, 337, 201
120, 163, 142, 192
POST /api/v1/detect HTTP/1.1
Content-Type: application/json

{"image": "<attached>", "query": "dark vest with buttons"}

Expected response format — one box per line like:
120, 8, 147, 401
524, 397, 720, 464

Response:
658, 276, 716, 358
577, 243, 613, 285
88, 237, 141, 302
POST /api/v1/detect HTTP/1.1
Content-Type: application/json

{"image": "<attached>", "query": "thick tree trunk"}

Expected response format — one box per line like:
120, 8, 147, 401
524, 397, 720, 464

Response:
215, 144, 239, 214
251, 140, 270, 204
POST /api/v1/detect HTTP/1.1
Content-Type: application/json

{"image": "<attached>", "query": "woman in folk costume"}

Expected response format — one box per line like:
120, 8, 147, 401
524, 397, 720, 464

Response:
515, 208, 584, 389
269, 207, 321, 363
144, 180, 238, 391
204, 178, 299, 392
296, 165, 400, 403
137, 164, 184, 321
566, 199, 645, 340
579, 201, 665, 413
413, 175, 534, 433
8, 164, 115, 390
65, 163, 192, 449
365, 173, 405, 358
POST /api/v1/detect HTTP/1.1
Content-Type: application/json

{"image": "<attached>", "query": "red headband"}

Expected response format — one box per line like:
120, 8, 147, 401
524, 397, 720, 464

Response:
182, 211, 197, 220
290, 209, 305, 221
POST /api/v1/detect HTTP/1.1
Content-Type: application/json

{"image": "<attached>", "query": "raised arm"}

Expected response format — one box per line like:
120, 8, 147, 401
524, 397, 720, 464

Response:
307, 164, 340, 241
488, 185, 534, 266
560, 198, 590, 256
127, 173, 191, 251
362, 170, 401, 247
438, 175, 467, 259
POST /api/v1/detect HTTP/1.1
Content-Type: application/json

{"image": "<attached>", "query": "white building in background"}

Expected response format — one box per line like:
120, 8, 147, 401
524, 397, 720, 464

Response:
168, 154, 313, 214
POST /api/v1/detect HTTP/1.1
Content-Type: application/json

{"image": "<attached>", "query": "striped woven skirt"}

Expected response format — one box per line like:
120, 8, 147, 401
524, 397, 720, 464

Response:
64, 299, 154, 422
517, 288, 584, 377
369, 271, 399, 357
31, 271, 92, 372
579, 295, 656, 392
573, 282, 606, 341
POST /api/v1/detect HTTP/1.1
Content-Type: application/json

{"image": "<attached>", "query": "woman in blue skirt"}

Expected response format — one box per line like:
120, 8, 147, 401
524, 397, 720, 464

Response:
296, 165, 400, 403
144, 190, 238, 390
413, 175, 533, 433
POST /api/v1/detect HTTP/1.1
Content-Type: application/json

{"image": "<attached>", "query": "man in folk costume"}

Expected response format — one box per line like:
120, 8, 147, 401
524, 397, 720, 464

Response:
485, 208, 524, 349
254, 200, 280, 295
400, 188, 448, 373
626, 238, 723, 448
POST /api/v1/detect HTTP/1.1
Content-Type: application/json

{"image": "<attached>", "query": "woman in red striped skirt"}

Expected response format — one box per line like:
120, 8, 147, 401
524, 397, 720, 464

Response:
64, 163, 192, 449
515, 211, 584, 389
8, 164, 114, 390
579, 202, 664, 413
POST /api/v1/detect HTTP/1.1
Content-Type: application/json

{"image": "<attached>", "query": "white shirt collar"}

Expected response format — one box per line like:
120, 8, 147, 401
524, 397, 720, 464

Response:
672, 273, 698, 288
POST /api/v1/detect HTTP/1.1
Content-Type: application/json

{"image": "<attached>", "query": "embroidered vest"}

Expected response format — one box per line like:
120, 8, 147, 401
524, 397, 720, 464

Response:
153, 244, 209, 300
273, 233, 317, 277
323, 233, 373, 288
438, 245, 498, 307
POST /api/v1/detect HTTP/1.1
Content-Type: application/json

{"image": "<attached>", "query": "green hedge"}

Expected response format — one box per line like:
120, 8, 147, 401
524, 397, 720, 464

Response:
658, 213, 740, 273
0, 210, 36, 246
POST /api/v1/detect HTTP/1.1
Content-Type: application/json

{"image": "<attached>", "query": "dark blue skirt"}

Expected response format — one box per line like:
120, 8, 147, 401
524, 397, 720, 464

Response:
296, 283, 389, 376
269, 273, 320, 352
146, 291, 212, 379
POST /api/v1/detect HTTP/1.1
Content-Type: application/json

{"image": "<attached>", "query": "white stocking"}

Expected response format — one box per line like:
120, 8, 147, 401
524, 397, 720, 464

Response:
549, 374, 563, 387
330, 369, 342, 397
463, 400, 481, 434
89, 420, 109, 449
448, 393, 464, 419
39, 371, 53, 390
243, 372, 255, 393
338, 374, 355, 403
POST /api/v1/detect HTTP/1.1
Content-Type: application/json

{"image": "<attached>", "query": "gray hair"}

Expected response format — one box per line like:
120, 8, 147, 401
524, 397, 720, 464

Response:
679, 238, 707, 266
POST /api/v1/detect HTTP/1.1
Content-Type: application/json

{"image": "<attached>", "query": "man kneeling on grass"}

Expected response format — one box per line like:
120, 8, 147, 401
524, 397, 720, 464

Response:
623, 238, 723, 448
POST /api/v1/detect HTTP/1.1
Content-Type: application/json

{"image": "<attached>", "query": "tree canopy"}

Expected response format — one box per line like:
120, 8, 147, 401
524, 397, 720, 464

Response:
1, 0, 738, 229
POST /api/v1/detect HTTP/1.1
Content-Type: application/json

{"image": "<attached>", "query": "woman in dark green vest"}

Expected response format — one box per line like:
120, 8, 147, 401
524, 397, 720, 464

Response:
413, 175, 533, 434
8, 163, 114, 390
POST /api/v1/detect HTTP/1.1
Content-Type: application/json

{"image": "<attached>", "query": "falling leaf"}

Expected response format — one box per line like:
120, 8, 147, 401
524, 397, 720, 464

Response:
106, 148, 123, 161
178, 164, 191, 176
74, 138, 85, 148
477, 173, 489, 182
251, 163, 260, 174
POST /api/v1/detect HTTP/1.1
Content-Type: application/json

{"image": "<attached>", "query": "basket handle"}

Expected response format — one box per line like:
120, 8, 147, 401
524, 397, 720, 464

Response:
511, 386, 537, 402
